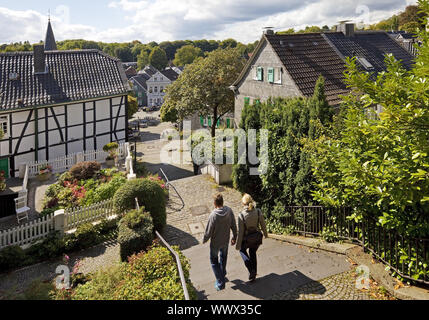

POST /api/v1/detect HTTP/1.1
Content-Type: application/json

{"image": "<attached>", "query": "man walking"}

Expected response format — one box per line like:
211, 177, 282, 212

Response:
203, 194, 237, 291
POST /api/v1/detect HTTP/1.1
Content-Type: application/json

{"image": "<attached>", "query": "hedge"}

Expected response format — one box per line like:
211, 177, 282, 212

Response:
113, 178, 167, 232
117, 208, 154, 262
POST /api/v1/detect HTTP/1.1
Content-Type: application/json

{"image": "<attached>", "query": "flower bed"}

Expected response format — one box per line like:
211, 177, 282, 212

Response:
52, 242, 197, 300
41, 162, 127, 216
0, 170, 6, 192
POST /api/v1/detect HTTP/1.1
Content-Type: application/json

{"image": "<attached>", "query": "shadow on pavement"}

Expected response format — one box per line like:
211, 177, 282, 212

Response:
146, 163, 194, 181
162, 225, 200, 251
229, 270, 326, 300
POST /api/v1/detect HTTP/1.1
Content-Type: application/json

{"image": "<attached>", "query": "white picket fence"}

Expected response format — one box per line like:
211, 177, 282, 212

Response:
65, 199, 115, 231
0, 213, 54, 249
0, 199, 117, 249
26, 143, 128, 178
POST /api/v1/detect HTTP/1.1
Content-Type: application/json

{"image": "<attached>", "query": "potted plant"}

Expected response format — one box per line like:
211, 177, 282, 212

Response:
0, 170, 6, 192
36, 164, 53, 182
103, 142, 119, 167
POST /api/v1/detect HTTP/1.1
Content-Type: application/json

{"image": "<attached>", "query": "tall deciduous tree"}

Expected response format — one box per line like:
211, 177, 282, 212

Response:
162, 48, 246, 137
173, 45, 203, 66
137, 51, 150, 70
149, 46, 168, 71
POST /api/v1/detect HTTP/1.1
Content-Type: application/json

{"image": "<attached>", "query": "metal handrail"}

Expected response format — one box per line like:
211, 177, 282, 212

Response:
156, 231, 190, 300
135, 198, 190, 300
159, 168, 185, 211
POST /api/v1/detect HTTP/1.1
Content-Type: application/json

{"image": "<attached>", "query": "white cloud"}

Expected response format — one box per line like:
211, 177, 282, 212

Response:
0, 0, 419, 44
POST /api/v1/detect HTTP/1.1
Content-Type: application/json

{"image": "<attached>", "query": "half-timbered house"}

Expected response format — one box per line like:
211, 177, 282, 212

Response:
0, 24, 130, 178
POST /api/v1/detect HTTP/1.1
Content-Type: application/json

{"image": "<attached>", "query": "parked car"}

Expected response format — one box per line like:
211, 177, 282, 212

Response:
139, 119, 148, 128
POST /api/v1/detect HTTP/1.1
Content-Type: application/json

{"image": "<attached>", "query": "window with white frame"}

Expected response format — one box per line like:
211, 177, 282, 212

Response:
252, 66, 259, 80
274, 67, 282, 84
149, 87, 153, 93
0, 115, 8, 138
155, 86, 158, 93
149, 99, 153, 105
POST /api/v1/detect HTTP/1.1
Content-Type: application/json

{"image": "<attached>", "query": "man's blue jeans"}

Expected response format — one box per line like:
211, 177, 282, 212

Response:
210, 245, 228, 288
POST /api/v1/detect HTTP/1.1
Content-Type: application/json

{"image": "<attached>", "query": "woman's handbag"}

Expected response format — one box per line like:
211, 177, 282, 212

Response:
241, 209, 263, 249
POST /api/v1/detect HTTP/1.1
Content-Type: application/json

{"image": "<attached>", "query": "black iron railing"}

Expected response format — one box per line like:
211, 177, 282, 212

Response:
279, 206, 429, 285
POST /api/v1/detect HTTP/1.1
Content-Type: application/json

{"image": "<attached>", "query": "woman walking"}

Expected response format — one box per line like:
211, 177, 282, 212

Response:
235, 194, 268, 282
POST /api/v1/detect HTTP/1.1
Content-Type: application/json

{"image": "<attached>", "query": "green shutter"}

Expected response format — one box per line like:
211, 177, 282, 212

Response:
217, 118, 220, 128
268, 68, 274, 83
244, 97, 250, 106
255, 99, 261, 106
257, 67, 263, 81
200, 116, 204, 126
0, 158, 9, 179
226, 118, 230, 128
208, 116, 212, 127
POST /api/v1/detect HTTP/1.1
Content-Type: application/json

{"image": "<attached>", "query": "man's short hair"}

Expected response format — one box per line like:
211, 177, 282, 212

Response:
214, 194, 224, 207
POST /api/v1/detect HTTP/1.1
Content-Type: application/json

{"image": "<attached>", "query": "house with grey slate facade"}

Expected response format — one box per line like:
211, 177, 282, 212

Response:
230, 23, 415, 127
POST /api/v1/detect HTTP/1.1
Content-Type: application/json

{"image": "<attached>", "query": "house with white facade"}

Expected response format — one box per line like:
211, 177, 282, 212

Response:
0, 22, 130, 178
146, 67, 180, 108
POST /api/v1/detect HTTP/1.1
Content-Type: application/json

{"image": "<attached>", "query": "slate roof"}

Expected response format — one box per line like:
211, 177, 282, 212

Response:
0, 50, 130, 110
44, 20, 57, 51
323, 31, 415, 74
234, 30, 415, 106
125, 66, 137, 79
139, 65, 158, 77
132, 73, 151, 90
265, 33, 350, 106
161, 68, 180, 81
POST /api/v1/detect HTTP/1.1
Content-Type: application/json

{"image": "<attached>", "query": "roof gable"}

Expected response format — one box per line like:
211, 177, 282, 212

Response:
265, 33, 349, 106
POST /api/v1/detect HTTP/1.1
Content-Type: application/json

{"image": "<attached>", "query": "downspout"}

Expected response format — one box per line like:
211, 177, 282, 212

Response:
34, 107, 39, 161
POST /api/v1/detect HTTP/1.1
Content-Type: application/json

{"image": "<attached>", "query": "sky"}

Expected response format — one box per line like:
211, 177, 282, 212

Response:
0, 0, 418, 44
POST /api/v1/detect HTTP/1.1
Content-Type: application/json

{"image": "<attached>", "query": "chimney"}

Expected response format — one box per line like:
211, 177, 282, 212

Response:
337, 22, 355, 37
263, 27, 275, 35
33, 45, 47, 74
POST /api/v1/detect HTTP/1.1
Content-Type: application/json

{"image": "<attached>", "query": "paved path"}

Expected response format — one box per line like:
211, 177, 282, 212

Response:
184, 239, 357, 300
132, 110, 195, 181
162, 175, 378, 300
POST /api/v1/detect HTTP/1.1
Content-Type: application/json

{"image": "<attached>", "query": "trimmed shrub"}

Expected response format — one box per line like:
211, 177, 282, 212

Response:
113, 178, 167, 232
117, 208, 154, 262
69, 161, 101, 181
0, 246, 27, 271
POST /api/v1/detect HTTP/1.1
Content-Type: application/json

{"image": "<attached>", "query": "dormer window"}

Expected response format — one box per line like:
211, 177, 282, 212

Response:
356, 57, 374, 71
9, 73, 20, 81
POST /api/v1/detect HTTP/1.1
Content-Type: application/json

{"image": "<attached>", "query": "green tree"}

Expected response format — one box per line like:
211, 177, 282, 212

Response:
400, 21, 421, 33
137, 50, 150, 70
128, 95, 139, 119
308, 0, 429, 237
114, 46, 134, 62
149, 46, 168, 71
173, 45, 203, 66
162, 48, 246, 137
219, 38, 238, 49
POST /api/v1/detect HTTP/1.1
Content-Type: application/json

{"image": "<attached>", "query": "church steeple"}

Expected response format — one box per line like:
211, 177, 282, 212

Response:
44, 18, 57, 51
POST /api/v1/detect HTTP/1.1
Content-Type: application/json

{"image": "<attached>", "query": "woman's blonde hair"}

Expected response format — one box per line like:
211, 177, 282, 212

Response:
242, 194, 255, 211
